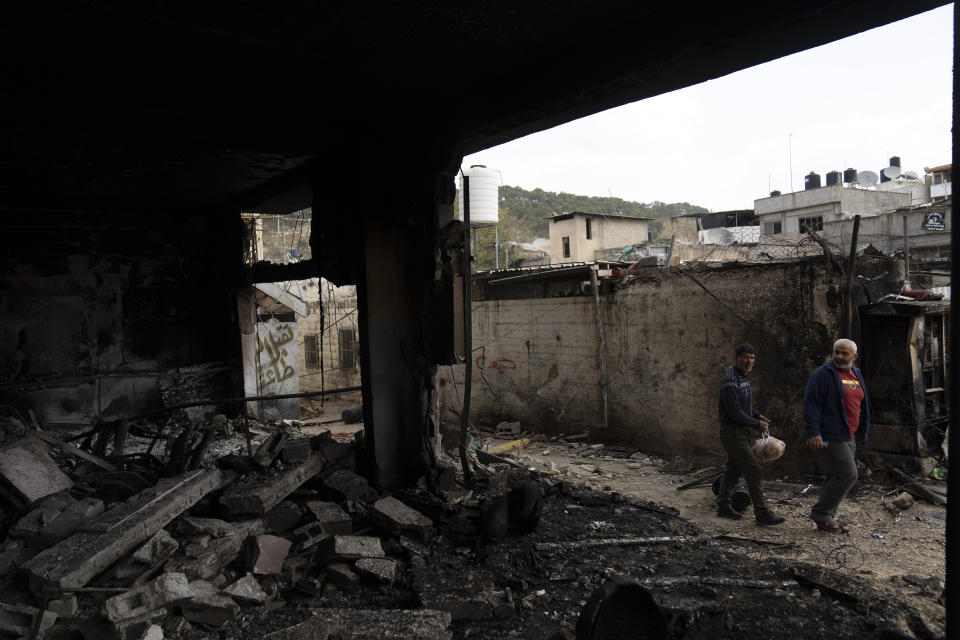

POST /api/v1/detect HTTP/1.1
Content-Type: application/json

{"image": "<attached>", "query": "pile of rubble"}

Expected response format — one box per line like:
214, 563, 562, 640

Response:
0, 410, 557, 640
0, 410, 947, 640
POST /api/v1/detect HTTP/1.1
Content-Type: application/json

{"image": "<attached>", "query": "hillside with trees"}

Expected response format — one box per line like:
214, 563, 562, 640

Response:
460, 185, 710, 270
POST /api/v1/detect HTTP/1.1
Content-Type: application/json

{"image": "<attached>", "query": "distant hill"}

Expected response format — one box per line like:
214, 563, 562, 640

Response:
459, 185, 710, 270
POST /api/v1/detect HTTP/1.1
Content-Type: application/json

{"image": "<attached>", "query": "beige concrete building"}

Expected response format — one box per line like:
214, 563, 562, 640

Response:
296, 282, 361, 398
546, 211, 651, 264
756, 185, 910, 237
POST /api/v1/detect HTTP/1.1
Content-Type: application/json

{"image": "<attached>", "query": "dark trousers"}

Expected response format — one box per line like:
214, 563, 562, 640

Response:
717, 423, 768, 513
811, 441, 858, 523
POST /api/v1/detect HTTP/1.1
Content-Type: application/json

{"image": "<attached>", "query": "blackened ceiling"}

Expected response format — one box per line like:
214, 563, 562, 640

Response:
0, 1, 949, 214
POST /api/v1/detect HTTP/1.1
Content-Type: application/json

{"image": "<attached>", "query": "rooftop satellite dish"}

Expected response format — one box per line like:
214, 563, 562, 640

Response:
705, 228, 736, 245
857, 171, 879, 188
883, 166, 902, 180
902, 170, 919, 180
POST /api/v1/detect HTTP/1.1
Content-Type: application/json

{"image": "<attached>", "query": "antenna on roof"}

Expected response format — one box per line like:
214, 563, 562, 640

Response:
882, 166, 902, 180
705, 228, 736, 245
856, 171, 879, 188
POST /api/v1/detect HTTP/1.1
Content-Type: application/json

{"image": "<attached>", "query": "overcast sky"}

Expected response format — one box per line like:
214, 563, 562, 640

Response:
463, 5, 953, 213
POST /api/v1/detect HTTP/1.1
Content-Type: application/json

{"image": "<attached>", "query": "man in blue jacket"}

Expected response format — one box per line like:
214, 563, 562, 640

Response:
717, 343, 786, 525
802, 338, 870, 533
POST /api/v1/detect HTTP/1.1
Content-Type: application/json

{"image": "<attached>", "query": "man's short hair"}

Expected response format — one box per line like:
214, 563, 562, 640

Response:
735, 343, 755, 357
834, 338, 858, 354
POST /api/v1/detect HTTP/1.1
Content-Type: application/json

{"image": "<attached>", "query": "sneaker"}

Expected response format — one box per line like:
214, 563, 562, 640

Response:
755, 510, 786, 526
716, 505, 743, 519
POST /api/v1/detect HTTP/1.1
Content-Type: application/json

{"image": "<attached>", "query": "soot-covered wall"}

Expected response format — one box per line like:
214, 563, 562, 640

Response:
0, 212, 244, 427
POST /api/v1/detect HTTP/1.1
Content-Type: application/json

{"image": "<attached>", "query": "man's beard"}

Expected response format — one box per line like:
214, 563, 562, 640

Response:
834, 359, 853, 370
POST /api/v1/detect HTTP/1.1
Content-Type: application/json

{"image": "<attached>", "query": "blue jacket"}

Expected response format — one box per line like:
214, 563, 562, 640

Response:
802, 360, 870, 443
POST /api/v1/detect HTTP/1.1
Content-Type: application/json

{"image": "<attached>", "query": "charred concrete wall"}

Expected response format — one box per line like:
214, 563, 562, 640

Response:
0, 213, 244, 427
439, 258, 898, 468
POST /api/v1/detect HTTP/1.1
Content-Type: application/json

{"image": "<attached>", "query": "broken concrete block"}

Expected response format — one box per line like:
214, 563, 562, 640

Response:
319, 609, 452, 640
241, 534, 292, 575
264, 615, 329, 640
282, 438, 312, 464
355, 557, 398, 584
112, 619, 165, 640
132, 528, 179, 565
165, 535, 245, 581
224, 574, 268, 606
180, 517, 236, 538
321, 469, 375, 503
11, 493, 104, 548
495, 421, 522, 437
48, 594, 78, 617
23, 468, 223, 593
317, 535, 384, 564
318, 441, 355, 471
419, 589, 515, 621
0, 602, 57, 638
105, 528, 181, 585
182, 593, 239, 628
306, 501, 353, 534
104, 572, 192, 622
253, 431, 288, 468
371, 496, 434, 540
0, 436, 73, 507
141, 624, 164, 640
221, 451, 326, 515
327, 562, 360, 592
290, 521, 331, 550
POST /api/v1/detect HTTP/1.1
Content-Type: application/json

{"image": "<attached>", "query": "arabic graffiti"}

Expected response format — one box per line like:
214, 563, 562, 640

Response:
257, 323, 297, 391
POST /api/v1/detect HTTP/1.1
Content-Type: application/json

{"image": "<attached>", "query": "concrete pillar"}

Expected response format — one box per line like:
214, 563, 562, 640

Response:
357, 211, 432, 488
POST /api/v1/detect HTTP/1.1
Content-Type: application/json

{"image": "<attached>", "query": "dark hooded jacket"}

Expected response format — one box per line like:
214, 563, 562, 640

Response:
802, 359, 870, 443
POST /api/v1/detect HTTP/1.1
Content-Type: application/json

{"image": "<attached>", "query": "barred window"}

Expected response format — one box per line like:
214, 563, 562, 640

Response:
798, 216, 823, 232
339, 327, 357, 370
304, 334, 319, 369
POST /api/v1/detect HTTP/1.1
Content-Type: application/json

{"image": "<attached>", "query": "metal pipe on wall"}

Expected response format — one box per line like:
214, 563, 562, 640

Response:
459, 175, 474, 486
844, 214, 861, 338
903, 215, 910, 288
589, 266, 608, 430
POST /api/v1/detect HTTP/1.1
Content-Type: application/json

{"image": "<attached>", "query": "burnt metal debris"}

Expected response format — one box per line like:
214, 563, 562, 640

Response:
0, 411, 947, 639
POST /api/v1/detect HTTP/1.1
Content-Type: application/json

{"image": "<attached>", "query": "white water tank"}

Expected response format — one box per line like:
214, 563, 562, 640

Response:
458, 165, 499, 227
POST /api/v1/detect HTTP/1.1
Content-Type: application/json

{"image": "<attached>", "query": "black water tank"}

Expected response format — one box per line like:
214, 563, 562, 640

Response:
825, 171, 842, 186
770, 190, 781, 197
804, 172, 821, 189
843, 167, 858, 183
890, 156, 901, 167
880, 167, 890, 183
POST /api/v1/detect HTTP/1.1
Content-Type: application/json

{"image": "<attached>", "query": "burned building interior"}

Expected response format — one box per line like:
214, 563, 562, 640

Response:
0, 2, 956, 640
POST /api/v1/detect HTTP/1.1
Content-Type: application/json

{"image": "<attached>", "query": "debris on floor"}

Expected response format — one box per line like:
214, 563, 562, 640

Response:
0, 412, 947, 640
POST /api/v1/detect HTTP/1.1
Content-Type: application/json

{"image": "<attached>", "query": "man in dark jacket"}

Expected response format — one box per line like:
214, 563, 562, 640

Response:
716, 343, 786, 525
802, 338, 870, 533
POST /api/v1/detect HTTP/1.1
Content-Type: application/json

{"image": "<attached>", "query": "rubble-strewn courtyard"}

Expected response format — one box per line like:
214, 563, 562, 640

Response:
0, 409, 945, 640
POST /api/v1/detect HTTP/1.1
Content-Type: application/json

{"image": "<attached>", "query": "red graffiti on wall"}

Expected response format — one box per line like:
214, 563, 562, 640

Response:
475, 355, 517, 371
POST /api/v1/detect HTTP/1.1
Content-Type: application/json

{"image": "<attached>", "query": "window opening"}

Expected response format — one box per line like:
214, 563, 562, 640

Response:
798, 216, 823, 232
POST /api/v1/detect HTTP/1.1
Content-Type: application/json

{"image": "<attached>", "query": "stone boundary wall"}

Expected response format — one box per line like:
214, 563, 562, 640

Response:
438, 260, 853, 468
